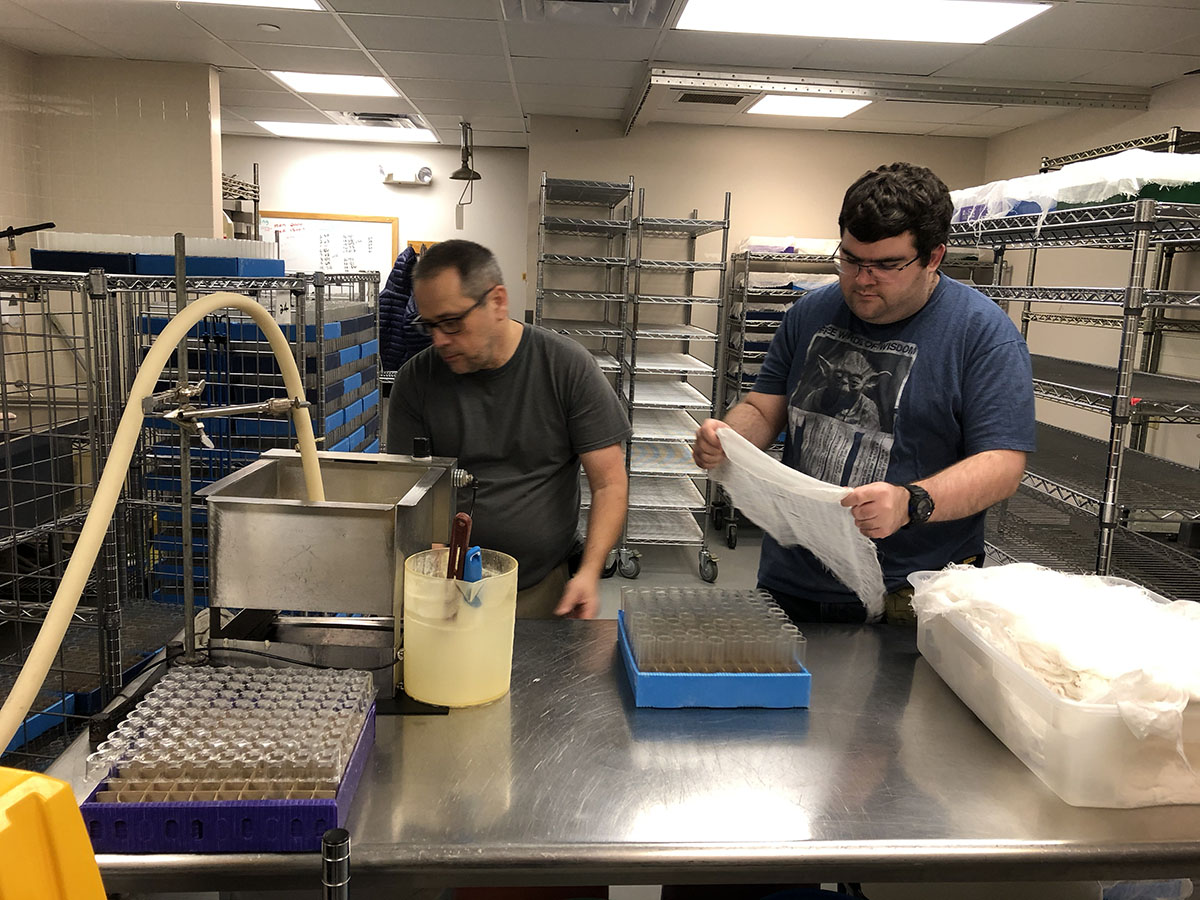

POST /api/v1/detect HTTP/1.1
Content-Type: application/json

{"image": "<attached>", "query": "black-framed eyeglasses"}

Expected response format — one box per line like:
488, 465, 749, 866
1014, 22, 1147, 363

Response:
830, 244, 921, 279
413, 285, 497, 336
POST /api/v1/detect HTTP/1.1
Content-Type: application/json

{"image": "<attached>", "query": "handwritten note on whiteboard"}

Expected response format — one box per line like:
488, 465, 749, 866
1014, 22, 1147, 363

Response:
260, 212, 399, 284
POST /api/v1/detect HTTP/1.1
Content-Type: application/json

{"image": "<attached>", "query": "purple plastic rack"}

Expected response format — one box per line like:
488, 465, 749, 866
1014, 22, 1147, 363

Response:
81, 704, 375, 853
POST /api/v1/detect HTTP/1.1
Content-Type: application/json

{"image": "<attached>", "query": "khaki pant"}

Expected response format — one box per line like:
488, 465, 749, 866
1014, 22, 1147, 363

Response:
515, 561, 570, 619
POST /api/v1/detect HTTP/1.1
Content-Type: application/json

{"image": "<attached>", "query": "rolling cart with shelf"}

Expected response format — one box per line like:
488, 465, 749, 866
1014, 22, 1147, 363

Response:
536, 175, 635, 577
715, 250, 838, 550
618, 190, 730, 583
948, 184, 1200, 598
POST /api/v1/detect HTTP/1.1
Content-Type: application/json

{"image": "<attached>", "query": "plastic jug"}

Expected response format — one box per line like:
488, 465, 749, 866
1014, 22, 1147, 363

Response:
402, 548, 518, 707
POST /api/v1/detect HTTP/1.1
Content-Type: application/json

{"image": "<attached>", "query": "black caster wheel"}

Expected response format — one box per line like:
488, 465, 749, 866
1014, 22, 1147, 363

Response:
602, 555, 618, 579
726, 524, 738, 550
699, 555, 718, 583
618, 556, 641, 579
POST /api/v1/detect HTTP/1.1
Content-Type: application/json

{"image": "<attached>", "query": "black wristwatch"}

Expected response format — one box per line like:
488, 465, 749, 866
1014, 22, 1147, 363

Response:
902, 483, 934, 528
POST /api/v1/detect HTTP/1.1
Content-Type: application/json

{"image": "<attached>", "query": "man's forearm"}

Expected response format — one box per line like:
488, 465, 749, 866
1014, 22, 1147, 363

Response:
919, 449, 1026, 522
725, 397, 783, 451
578, 481, 627, 578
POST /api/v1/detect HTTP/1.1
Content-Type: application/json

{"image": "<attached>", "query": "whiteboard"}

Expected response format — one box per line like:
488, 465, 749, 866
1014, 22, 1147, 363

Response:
260, 211, 400, 284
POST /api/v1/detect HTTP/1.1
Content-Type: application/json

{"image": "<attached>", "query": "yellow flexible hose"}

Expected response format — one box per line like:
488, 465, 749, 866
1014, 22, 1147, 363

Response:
0, 292, 325, 754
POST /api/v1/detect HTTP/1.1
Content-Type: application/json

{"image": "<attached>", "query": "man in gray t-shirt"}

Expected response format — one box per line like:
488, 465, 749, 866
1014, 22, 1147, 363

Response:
386, 240, 630, 619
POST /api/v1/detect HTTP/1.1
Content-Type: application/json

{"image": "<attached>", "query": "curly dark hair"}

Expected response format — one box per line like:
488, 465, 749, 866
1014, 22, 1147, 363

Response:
837, 162, 953, 263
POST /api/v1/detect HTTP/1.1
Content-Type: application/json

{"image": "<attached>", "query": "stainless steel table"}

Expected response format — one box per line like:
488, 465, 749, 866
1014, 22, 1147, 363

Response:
74, 620, 1200, 893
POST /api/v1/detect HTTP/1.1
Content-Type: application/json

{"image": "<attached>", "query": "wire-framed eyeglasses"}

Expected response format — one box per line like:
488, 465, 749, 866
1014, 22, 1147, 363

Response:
412, 285, 497, 336
830, 245, 922, 279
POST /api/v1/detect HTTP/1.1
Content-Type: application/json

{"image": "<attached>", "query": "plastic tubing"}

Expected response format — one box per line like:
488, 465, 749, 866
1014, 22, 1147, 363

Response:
0, 291, 325, 754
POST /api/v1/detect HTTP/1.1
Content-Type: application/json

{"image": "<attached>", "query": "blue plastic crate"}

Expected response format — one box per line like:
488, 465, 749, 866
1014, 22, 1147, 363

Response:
81, 705, 375, 853
617, 612, 810, 709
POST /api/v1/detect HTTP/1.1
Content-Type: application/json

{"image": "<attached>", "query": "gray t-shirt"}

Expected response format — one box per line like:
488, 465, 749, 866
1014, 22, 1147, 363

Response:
386, 324, 631, 590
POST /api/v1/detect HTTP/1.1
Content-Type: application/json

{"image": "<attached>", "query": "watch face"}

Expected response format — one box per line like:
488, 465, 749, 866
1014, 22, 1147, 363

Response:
915, 497, 934, 521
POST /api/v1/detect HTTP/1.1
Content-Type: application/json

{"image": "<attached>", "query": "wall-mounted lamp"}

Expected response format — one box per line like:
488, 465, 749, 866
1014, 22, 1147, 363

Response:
381, 164, 433, 186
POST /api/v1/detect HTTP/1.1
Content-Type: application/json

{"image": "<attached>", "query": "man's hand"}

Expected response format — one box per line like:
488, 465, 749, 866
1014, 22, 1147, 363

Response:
693, 419, 731, 469
841, 482, 910, 539
555, 573, 599, 619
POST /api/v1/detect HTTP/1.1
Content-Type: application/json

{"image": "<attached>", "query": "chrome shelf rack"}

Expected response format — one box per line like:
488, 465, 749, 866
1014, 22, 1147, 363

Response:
617, 188, 730, 582
948, 128, 1200, 590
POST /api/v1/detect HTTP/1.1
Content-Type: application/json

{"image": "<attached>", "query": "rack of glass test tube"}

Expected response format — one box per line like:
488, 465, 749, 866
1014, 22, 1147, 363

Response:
617, 587, 811, 708
79, 665, 377, 853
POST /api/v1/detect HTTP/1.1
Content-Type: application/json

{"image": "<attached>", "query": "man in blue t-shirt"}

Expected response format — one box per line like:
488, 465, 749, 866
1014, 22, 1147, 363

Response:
694, 162, 1036, 624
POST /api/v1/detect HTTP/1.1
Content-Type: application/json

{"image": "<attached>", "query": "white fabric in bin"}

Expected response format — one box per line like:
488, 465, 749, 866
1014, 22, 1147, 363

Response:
714, 429, 885, 619
911, 564, 1200, 750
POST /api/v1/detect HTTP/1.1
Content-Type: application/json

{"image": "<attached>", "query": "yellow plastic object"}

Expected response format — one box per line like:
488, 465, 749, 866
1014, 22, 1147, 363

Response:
0, 767, 106, 900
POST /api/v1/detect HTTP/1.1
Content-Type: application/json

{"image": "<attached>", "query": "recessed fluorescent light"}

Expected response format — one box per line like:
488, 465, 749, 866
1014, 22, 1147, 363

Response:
175, 0, 321, 10
271, 71, 398, 97
747, 95, 872, 118
256, 121, 438, 143
676, 0, 1050, 44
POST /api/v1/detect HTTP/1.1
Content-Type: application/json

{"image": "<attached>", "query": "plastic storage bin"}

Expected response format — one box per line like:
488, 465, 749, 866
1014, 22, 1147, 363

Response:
916, 604, 1200, 808
0, 767, 107, 900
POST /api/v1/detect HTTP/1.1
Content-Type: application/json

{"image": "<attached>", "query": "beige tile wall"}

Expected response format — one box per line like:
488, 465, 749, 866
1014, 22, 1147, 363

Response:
0, 42, 45, 265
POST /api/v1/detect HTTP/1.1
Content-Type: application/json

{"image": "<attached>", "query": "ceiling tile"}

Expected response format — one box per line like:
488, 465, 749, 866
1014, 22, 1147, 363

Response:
0, 27, 121, 58
328, 0, 497, 16
932, 46, 1105, 83
504, 23, 658, 60
399, 79, 515, 102
179, 7, 356, 49
220, 88, 312, 109
216, 67, 284, 92
424, 114, 526, 133
1074, 52, 1200, 87
518, 103, 621, 119
226, 43, 379, 75
849, 100, 1002, 124
963, 105, 1071, 127
13, 0, 204, 38
0, 0, 63, 29
342, 14, 501, 54
511, 57, 643, 88
222, 118, 271, 135
411, 97, 523, 118
518, 84, 629, 108
796, 39, 976, 78
372, 50, 510, 82
315, 95, 422, 115
653, 31, 819, 69
925, 123, 1009, 138
991, 3, 1200, 52
90, 32, 250, 67
227, 106, 333, 124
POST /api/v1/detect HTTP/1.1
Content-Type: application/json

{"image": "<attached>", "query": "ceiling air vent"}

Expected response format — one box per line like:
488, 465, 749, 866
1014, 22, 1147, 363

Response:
675, 91, 744, 106
330, 111, 422, 128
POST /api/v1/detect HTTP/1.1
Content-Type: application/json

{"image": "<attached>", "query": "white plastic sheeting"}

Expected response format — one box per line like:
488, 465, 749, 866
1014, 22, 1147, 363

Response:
713, 429, 885, 619
951, 148, 1200, 223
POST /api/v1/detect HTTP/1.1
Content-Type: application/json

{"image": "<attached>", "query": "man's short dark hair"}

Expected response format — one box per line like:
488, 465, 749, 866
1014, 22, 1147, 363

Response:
837, 162, 953, 262
412, 239, 504, 299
